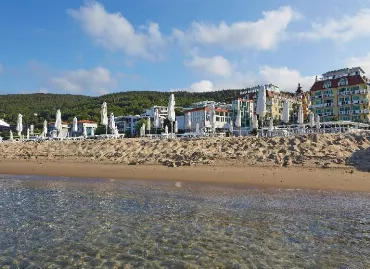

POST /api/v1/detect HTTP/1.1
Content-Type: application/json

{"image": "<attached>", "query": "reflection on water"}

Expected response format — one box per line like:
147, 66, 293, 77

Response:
1, 175, 370, 268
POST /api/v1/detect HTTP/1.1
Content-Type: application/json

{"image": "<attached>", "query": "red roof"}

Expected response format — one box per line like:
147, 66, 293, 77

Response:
77, 120, 97, 124
185, 107, 231, 113
310, 75, 366, 91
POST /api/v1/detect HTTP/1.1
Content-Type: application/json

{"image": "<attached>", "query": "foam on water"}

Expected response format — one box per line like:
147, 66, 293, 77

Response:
0, 175, 370, 268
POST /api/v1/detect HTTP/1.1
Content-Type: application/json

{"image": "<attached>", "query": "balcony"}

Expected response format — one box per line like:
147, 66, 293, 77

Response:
360, 89, 370, 94
361, 109, 370, 114
360, 99, 369, 104
338, 101, 351, 106
354, 110, 360, 114
352, 100, 360, 104
323, 94, 334, 98
338, 91, 352, 96
324, 103, 333, 107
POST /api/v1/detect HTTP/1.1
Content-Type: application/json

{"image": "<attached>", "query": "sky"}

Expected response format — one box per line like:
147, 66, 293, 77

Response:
1, 0, 370, 96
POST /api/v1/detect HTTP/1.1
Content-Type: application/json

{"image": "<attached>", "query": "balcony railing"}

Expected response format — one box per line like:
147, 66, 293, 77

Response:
338, 91, 352, 96
338, 101, 352, 106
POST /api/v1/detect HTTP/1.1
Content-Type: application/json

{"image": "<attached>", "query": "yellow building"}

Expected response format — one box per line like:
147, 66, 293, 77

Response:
309, 67, 370, 122
240, 84, 299, 122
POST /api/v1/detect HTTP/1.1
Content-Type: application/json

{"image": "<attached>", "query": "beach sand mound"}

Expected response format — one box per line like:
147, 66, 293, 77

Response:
0, 133, 369, 169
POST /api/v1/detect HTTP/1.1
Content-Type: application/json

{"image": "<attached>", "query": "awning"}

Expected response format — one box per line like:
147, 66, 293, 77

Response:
0, 119, 10, 127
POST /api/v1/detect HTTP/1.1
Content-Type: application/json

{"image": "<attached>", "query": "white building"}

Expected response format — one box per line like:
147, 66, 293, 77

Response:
183, 101, 232, 132
142, 105, 168, 118
69, 120, 97, 136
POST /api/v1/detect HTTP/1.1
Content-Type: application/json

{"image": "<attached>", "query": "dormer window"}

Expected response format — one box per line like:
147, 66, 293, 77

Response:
323, 80, 332, 89
338, 77, 348, 86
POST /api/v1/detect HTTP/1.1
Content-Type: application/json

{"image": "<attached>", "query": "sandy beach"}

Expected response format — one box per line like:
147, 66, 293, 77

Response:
0, 160, 370, 192
0, 132, 369, 191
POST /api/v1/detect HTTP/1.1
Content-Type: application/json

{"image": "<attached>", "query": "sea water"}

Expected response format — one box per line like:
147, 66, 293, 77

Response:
0, 175, 370, 268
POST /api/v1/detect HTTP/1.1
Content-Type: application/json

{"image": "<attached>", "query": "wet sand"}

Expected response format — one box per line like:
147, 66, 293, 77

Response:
0, 160, 369, 192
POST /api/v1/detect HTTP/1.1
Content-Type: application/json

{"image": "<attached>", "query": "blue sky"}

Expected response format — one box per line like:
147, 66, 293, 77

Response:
1, 0, 370, 95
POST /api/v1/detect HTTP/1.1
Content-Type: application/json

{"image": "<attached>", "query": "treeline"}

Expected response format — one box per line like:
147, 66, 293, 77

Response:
0, 90, 242, 128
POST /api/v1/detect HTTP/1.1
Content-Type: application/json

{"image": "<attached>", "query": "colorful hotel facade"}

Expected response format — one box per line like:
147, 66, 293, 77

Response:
309, 67, 370, 122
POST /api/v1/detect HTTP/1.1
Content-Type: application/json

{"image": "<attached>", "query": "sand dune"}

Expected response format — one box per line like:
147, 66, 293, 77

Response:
0, 133, 369, 171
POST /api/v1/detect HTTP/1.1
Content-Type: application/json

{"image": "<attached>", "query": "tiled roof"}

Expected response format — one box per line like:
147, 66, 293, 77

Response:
310, 75, 366, 91
77, 120, 97, 123
185, 107, 231, 113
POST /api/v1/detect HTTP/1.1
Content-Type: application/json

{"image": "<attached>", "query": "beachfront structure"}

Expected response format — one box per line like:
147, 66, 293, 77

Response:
239, 84, 299, 122
142, 105, 168, 118
68, 120, 97, 137
309, 67, 370, 122
231, 99, 254, 128
48, 121, 69, 138
183, 101, 232, 132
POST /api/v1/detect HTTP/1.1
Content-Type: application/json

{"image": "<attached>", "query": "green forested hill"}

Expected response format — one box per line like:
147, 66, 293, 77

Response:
0, 90, 241, 127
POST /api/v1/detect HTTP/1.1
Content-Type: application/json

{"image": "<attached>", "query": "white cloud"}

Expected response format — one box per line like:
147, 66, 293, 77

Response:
180, 66, 316, 93
299, 9, 370, 42
346, 53, 370, 73
189, 80, 214, 92
50, 67, 117, 95
258, 66, 316, 92
184, 55, 233, 77
67, 1, 166, 60
173, 6, 299, 50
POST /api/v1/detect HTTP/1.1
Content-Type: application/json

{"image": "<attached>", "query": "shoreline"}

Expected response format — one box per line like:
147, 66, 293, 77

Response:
1, 160, 369, 192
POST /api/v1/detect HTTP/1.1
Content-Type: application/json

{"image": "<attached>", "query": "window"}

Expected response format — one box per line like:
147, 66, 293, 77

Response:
323, 80, 331, 88
338, 77, 348, 86
315, 91, 322, 96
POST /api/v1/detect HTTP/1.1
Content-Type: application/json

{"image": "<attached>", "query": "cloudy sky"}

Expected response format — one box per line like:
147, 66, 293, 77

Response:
1, 0, 370, 95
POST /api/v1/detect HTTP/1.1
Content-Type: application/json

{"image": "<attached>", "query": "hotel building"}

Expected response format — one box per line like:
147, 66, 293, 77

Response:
183, 101, 232, 132
239, 84, 299, 122
309, 67, 370, 122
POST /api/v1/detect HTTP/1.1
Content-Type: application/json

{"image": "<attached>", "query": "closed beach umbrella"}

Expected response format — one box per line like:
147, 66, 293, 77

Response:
297, 105, 304, 125
167, 94, 176, 123
26, 128, 30, 140
252, 114, 258, 129
101, 102, 108, 126
16, 114, 23, 136
147, 117, 151, 132
268, 118, 274, 132
229, 121, 233, 134
210, 103, 216, 132
83, 126, 87, 137
43, 120, 48, 137
165, 125, 169, 134
196, 123, 200, 133
72, 117, 78, 133
109, 113, 115, 134
282, 100, 290, 124
186, 112, 191, 130
235, 103, 241, 129
174, 120, 178, 133
91, 128, 95, 136
142, 124, 146, 137
256, 85, 266, 118
309, 112, 315, 128
316, 114, 320, 129
9, 130, 13, 141
154, 108, 159, 129
55, 109, 62, 133
101, 102, 108, 134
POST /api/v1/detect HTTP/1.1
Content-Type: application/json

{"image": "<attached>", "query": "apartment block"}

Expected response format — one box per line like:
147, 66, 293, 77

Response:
309, 67, 370, 122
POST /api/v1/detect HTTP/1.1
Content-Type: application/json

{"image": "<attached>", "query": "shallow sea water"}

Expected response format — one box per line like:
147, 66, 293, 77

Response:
0, 175, 370, 269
